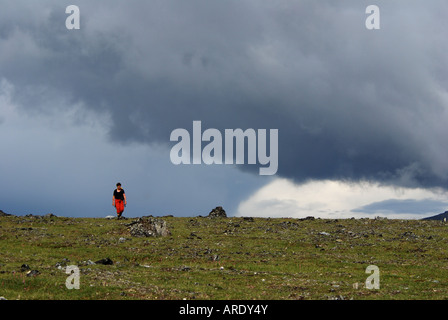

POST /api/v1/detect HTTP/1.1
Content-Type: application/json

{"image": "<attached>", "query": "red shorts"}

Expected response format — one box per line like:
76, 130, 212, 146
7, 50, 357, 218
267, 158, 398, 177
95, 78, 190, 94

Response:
115, 199, 124, 215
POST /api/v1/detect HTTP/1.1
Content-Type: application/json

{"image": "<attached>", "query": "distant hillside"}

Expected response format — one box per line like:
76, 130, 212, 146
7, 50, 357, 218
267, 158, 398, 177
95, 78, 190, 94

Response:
422, 211, 448, 221
0, 209, 11, 217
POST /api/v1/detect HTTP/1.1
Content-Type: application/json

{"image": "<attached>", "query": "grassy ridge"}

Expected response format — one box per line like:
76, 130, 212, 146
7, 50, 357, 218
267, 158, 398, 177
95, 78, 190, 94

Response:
1, 215, 448, 300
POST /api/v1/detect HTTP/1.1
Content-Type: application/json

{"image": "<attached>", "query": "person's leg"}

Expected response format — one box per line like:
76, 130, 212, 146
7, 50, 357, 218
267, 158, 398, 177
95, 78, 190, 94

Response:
115, 199, 124, 218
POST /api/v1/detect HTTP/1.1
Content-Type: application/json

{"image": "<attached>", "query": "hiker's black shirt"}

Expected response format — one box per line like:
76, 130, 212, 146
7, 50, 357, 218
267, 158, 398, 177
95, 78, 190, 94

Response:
113, 189, 125, 200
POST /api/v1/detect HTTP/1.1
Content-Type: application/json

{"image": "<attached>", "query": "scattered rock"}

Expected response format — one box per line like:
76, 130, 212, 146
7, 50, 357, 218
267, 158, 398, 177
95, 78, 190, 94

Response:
279, 221, 298, 229
0, 296, 7, 300
23, 213, 57, 219
95, 258, 113, 265
208, 206, 227, 218
401, 231, 418, 239
210, 255, 219, 261
188, 232, 201, 239
299, 216, 315, 221
243, 217, 254, 222
105, 215, 115, 219
327, 295, 351, 300
128, 216, 171, 237
79, 260, 96, 266
55, 258, 71, 269
20, 264, 30, 272
26, 270, 40, 277
179, 266, 191, 271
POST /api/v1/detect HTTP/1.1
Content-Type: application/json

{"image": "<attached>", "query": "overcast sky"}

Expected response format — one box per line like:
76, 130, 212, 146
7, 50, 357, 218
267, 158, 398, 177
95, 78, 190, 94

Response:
1, 0, 448, 219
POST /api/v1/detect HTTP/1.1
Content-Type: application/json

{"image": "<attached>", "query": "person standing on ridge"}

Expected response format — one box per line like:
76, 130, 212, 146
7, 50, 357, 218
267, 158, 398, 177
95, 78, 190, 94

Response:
112, 182, 127, 219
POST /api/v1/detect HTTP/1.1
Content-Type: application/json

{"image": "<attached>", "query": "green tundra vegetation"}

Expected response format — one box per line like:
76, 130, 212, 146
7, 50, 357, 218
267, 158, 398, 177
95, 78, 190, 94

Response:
1, 214, 447, 300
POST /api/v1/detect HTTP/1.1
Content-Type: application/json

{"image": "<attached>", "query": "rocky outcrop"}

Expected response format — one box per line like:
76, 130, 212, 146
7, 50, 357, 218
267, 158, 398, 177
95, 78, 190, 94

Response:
127, 216, 171, 237
207, 206, 227, 218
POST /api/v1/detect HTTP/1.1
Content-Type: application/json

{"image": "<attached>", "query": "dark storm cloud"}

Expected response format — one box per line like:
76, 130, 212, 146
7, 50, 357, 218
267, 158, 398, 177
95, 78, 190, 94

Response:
2, 0, 448, 188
